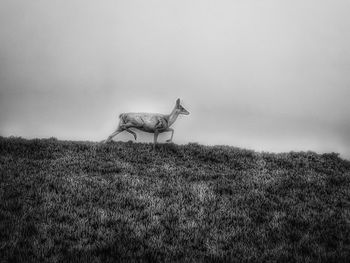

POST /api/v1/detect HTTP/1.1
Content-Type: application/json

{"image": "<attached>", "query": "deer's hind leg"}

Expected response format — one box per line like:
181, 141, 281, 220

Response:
124, 128, 137, 140
153, 130, 159, 150
104, 118, 125, 143
120, 121, 143, 140
104, 129, 123, 143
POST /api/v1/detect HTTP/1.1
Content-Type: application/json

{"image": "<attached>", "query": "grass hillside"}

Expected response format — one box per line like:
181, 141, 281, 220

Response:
0, 137, 350, 262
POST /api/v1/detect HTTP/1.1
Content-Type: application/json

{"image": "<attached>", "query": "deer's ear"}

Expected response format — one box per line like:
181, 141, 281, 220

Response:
176, 98, 180, 106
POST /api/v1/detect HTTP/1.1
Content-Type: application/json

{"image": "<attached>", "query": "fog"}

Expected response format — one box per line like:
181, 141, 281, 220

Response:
1, 0, 349, 158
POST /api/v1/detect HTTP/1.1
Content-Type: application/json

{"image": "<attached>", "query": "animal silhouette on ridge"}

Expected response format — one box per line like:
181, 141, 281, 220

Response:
104, 98, 189, 148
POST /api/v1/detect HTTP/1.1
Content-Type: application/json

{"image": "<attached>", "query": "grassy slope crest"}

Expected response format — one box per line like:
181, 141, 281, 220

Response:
1, 137, 350, 262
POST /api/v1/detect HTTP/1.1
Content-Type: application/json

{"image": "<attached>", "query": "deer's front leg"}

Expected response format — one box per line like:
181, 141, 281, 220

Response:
153, 130, 159, 150
165, 128, 174, 143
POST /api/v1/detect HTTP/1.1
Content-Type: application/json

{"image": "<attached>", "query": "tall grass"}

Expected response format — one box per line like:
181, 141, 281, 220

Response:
0, 137, 349, 262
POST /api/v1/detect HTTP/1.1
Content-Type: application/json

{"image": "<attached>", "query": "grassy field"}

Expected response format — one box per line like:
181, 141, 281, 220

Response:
0, 137, 350, 262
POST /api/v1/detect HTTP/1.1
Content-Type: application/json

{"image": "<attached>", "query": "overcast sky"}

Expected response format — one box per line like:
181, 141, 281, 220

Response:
1, 0, 349, 158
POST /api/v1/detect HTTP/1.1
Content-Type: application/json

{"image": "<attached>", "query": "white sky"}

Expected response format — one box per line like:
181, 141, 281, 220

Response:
1, 0, 350, 158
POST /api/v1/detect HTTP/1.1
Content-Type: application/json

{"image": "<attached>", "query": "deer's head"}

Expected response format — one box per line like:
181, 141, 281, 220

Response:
176, 98, 190, 115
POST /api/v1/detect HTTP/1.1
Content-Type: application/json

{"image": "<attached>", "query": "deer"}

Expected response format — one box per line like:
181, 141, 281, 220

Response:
104, 98, 189, 149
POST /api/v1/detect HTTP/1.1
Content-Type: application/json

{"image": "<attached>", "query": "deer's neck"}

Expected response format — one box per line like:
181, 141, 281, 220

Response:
167, 108, 179, 127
